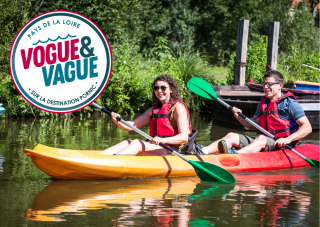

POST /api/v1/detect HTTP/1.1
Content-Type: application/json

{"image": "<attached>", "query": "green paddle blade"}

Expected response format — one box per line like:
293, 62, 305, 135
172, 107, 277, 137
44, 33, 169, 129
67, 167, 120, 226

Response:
188, 183, 235, 200
187, 77, 218, 100
189, 160, 236, 184
306, 158, 320, 167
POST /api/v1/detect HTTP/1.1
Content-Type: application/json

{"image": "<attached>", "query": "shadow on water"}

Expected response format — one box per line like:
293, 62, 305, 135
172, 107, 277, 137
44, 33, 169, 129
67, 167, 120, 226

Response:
0, 115, 319, 226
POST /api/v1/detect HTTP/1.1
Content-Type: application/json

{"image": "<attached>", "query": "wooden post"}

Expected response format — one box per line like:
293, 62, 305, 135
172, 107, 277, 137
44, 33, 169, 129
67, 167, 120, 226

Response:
266, 21, 280, 71
234, 19, 249, 86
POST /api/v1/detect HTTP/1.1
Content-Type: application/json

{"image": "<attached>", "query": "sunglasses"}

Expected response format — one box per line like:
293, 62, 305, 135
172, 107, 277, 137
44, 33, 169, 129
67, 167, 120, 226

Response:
153, 86, 169, 91
262, 82, 281, 87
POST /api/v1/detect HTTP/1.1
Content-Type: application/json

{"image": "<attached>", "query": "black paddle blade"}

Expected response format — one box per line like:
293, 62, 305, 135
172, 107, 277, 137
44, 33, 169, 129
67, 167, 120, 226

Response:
189, 160, 236, 184
187, 77, 218, 100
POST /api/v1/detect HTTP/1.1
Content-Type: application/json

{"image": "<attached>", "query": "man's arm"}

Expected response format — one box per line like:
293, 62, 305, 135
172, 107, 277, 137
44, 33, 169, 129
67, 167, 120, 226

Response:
274, 116, 312, 147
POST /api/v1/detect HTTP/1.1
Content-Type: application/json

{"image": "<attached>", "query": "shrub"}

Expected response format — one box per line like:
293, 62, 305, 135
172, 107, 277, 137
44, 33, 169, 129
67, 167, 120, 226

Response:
278, 45, 320, 83
227, 35, 268, 84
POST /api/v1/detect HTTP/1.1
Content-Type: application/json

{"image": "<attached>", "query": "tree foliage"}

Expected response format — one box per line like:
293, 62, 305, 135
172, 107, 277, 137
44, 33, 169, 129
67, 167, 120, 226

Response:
0, 0, 319, 117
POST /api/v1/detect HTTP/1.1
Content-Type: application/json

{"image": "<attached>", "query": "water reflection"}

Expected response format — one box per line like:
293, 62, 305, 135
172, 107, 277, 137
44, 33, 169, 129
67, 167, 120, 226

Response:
25, 177, 204, 222
24, 169, 318, 226
0, 116, 319, 226
231, 170, 315, 226
0, 153, 4, 172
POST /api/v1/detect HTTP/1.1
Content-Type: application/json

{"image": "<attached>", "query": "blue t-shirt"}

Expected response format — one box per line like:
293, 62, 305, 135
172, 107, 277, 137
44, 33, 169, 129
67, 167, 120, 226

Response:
254, 96, 305, 122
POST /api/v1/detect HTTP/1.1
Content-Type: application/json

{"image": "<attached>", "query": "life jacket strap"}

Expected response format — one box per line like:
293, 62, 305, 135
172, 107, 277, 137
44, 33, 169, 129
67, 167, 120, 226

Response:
153, 133, 193, 138
168, 102, 192, 127
151, 113, 170, 119
257, 124, 299, 135
261, 110, 278, 115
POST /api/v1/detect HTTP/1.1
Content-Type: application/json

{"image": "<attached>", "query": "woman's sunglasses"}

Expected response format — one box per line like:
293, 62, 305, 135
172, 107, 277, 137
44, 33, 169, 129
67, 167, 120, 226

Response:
153, 86, 169, 91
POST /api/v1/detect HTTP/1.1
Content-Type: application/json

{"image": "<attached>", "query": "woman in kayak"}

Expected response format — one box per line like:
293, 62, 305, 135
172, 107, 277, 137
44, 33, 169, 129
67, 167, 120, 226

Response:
99, 74, 192, 155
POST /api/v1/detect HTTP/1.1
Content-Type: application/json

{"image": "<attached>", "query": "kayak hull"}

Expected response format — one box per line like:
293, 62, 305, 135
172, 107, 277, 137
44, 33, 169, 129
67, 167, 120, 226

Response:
24, 144, 320, 180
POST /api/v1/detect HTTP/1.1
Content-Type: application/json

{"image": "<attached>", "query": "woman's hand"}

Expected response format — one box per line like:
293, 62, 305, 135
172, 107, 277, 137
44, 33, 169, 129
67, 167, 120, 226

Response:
111, 112, 121, 124
150, 136, 166, 145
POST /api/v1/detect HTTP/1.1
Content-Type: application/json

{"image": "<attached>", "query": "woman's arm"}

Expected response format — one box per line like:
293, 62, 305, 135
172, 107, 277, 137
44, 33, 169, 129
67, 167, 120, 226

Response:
112, 107, 153, 131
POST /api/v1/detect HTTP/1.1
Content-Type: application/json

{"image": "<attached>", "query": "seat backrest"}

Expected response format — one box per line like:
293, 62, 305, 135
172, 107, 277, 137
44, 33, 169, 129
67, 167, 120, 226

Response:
182, 128, 198, 154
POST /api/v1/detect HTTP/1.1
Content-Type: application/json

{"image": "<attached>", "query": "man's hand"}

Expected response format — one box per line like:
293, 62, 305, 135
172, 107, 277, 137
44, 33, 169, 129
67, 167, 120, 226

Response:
274, 137, 292, 148
232, 107, 242, 119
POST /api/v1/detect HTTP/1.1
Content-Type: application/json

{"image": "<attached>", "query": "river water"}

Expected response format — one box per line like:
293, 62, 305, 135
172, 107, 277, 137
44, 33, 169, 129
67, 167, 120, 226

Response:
0, 114, 319, 226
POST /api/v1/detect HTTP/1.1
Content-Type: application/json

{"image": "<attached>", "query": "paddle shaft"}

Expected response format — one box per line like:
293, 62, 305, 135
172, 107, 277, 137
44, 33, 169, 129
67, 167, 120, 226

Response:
91, 102, 190, 162
92, 101, 236, 183
216, 98, 308, 160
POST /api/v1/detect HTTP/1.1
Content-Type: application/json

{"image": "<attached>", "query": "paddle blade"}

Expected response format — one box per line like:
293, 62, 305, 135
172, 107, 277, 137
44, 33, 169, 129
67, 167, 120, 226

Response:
189, 160, 236, 184
187, 77, 218, 100
189, 183, 235, 200
306, 158, 320, 168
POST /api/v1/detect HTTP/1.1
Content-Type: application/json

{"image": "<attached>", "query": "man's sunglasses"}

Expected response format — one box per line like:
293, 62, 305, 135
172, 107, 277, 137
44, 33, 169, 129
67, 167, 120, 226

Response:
262, 82, 281, 87
153, 86, 169, 91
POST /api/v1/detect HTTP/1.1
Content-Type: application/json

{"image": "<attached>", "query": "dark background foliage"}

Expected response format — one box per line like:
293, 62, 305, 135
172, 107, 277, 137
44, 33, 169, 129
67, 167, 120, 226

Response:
0, 0, 319, 117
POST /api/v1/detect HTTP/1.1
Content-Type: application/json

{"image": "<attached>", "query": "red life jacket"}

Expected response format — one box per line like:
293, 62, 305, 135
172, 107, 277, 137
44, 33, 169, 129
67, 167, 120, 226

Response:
149, 100, 192, 139
259, 92, 300, 138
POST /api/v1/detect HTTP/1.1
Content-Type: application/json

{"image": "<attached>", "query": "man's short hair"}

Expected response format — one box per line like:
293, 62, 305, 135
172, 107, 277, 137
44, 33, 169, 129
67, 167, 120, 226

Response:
263, 70, 284, 83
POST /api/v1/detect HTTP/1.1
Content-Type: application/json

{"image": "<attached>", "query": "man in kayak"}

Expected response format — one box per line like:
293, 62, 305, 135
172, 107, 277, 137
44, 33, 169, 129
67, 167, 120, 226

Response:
205, 70, 312, 154
99, 74, 194, 155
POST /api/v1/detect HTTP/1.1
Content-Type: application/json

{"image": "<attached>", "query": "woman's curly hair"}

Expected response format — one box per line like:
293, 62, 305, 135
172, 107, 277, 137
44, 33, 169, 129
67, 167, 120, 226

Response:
152, 74, 182, 106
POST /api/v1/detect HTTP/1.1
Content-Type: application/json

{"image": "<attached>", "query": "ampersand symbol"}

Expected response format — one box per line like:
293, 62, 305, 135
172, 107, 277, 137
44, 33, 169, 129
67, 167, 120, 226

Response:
80, 36, 95, 58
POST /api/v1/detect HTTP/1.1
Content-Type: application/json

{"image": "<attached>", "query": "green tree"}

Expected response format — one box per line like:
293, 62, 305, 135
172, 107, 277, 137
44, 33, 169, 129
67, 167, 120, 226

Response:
191, 0, 319, 63
0, 0, 319, 117
37, 0, 160, 44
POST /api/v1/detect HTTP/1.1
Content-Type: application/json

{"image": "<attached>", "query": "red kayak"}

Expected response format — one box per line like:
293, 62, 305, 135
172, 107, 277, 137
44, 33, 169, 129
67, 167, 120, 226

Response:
216, 144, 319, 172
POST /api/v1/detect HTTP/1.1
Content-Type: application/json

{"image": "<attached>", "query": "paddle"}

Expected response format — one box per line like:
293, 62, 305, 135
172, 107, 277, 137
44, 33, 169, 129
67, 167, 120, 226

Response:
189, 183, 235, 201
91, 102, 236, 183
187, 77, 319, 168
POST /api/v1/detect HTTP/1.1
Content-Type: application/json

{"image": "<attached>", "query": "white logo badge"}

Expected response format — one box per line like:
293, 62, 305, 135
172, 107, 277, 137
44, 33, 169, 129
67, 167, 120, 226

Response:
10, 10, 112, 113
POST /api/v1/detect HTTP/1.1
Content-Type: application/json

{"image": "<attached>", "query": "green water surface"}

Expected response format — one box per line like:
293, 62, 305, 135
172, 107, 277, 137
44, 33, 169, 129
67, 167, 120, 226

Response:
0, 114, 319, 226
